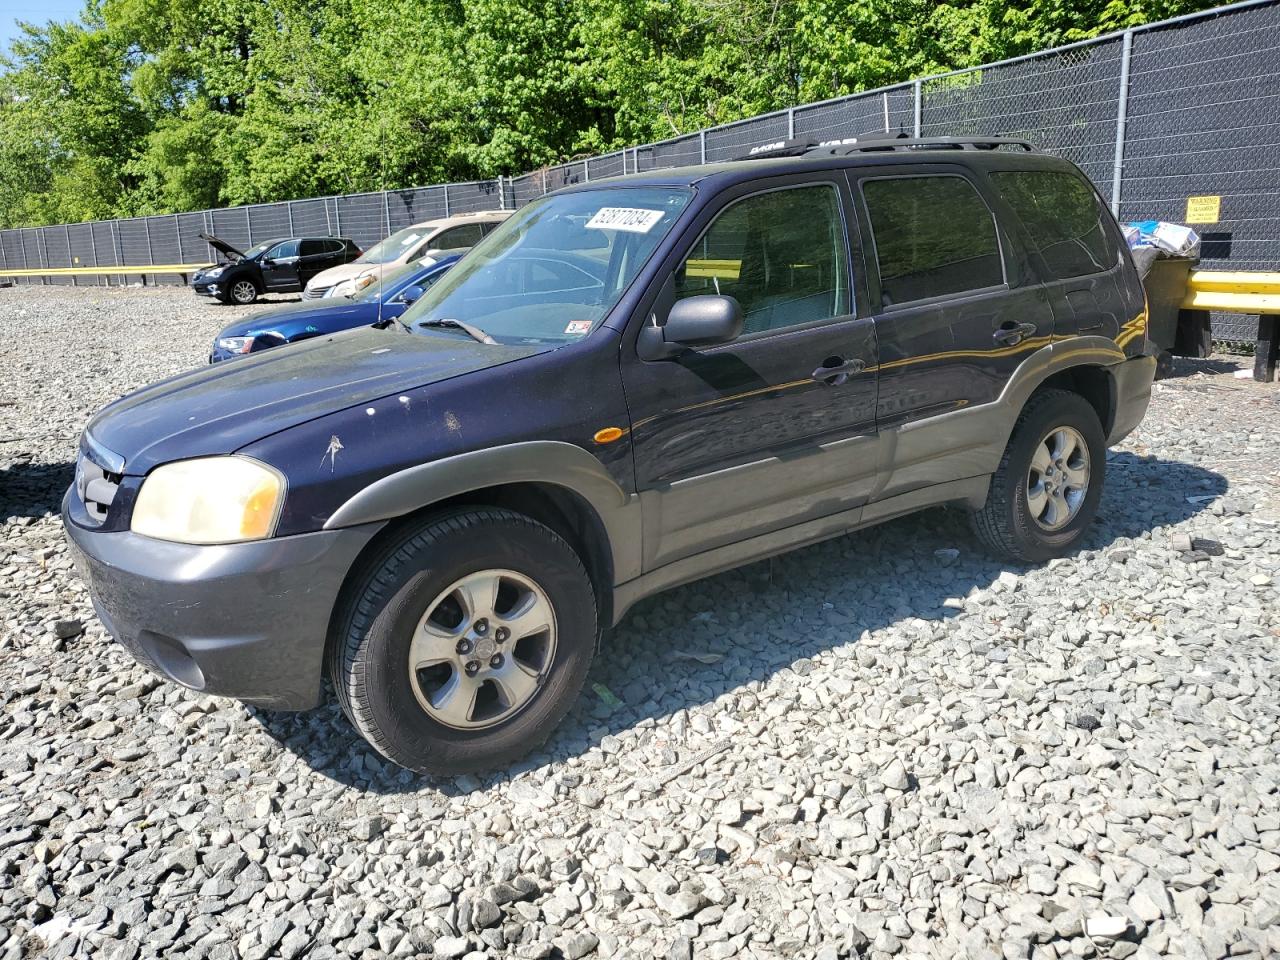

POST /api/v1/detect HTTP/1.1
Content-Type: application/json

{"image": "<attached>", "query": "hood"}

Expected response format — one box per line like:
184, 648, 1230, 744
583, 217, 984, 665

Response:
87, 327, 547, 475
216, 300, 373, 340
307, 261, 369, 291
199, 232, 245, 261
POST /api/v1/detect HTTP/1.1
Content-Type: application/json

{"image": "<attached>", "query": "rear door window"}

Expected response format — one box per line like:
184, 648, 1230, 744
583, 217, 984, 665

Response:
992, 170, 1121, 279
300, 239, 325, 257
674, 184, 850, 337
429, 224, 486, 249
861, 175, 1005, 306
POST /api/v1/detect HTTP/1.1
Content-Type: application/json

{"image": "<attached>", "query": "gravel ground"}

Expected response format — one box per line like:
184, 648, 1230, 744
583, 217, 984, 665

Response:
2, 285, 1279, 960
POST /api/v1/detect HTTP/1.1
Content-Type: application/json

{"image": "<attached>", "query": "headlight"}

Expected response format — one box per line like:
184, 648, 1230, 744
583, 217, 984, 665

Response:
217, 335, 256, 354
132, 457, 285, 544
326, 280, 353, 298
205, 266, 225, 278
352, 274, 377, 292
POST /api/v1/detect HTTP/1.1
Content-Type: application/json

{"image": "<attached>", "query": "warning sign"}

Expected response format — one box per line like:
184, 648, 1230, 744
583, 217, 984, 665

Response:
1185, 195, 1220, 224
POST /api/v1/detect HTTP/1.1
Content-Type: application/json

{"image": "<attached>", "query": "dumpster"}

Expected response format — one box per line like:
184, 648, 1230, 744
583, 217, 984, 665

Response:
1142, 255, 1198, 353
1124, 221, 1200, 378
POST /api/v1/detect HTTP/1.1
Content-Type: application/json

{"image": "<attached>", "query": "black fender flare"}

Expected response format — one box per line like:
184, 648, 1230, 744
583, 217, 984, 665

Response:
322, 441, 643, 584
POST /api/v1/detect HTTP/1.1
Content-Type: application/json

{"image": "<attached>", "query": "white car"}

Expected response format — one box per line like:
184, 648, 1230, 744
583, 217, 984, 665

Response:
303, 210, 512, 299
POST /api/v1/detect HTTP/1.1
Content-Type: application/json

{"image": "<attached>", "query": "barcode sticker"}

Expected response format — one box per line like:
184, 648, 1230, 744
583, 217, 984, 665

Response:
585, 207, 665, 233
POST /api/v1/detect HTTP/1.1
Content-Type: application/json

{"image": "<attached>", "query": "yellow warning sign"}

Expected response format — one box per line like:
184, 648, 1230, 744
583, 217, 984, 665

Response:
1185, 195, 1220, 224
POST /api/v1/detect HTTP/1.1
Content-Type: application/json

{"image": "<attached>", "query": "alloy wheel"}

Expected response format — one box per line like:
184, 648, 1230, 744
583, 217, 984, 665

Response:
408, 569, 557, 729
231, 281, 256, 303
1027, 425, 1091, 531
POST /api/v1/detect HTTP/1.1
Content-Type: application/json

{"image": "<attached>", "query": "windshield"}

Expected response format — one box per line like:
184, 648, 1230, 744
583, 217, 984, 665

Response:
399, 187, 692, 345
359, 225, 430, 264
353, 261, 421, 302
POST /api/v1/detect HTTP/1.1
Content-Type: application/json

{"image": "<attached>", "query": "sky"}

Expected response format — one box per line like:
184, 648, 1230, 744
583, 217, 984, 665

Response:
2, 0, 86, 58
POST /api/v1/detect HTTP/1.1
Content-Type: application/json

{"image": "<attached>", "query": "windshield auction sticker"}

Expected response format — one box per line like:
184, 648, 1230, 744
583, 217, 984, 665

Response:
585, 207, 666, 233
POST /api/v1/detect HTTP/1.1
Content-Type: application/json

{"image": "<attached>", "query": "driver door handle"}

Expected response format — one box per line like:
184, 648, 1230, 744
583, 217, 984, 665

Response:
993, 321, 1038, 346
811, 357, 865, 384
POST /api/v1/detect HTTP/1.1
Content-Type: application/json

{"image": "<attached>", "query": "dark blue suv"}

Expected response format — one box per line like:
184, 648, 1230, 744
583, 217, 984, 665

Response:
64, 138, 1156, 774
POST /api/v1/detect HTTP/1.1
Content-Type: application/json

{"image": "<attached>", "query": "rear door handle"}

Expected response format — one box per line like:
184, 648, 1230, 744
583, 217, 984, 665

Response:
811, 357, 866, 384
993, 322, 1038, 346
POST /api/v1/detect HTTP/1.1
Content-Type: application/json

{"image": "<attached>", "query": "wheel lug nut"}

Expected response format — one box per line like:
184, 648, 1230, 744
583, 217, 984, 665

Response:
474, 618, 489, 636
495, 627, 509, 642
464, 660, 480, 676
456, 638, 472, 655
489, 654, 504, 669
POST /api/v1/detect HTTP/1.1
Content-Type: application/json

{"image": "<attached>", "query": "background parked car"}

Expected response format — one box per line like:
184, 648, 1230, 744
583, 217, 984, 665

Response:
210, 251, 464, 361
303, 211, 511, 299
192, 234, 361, 305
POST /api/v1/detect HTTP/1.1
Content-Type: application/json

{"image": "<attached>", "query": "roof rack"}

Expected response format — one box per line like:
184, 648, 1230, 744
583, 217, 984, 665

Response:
734, 133, 1037, 162
806, 135, 1036, 156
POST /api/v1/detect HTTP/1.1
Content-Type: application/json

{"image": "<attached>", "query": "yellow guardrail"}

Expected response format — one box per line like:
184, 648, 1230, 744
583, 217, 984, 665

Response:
1181, 270, 1280, 314
684, 258, 742, 281
0, 263, 213, 279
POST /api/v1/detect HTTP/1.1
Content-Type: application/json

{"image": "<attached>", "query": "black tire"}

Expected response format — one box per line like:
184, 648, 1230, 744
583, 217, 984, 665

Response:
227, 278, 258, 305
971, 388, 1106, 563
328, 508, 597, 775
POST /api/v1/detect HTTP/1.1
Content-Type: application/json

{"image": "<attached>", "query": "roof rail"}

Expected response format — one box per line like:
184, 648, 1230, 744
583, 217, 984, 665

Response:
807, 135, 1036, 156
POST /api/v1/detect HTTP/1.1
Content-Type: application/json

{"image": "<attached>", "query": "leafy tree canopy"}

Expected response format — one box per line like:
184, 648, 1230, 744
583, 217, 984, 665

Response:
0, 0, 1222, 227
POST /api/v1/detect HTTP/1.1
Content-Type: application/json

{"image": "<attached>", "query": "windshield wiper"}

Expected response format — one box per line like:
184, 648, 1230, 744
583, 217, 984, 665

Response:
418, 318, 498, 345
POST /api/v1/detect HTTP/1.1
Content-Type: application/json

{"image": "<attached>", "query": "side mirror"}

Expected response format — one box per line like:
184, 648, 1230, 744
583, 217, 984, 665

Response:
261, 258, 275, 268
397, 284, 426, 306
637, 295, 743, 360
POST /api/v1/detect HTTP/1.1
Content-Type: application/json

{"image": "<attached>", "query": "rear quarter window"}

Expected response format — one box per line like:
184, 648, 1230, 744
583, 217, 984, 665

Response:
861, 175, 1005, 306
991, 170, 1121, 280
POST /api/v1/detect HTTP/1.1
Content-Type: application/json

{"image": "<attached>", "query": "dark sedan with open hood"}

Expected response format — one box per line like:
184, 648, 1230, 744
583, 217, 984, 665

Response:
192, 233, 361, 305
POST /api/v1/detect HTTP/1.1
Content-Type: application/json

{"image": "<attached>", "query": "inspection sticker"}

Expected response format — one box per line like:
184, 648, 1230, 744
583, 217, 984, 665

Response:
564, 320, 592, 335
585, 207, 665, 233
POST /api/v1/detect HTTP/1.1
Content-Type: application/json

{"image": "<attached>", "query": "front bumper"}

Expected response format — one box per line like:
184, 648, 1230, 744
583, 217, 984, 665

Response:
193, 281, 219, 298
63, 487, 382, 710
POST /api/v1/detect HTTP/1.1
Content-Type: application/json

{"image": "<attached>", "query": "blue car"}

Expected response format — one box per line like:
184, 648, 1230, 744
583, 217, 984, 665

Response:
209, 251, 463, 362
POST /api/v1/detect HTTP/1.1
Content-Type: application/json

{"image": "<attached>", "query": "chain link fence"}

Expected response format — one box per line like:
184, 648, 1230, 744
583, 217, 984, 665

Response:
2, 0, 1276, 340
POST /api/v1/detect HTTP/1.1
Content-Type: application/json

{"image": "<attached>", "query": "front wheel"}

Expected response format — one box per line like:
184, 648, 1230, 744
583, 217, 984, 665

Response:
227, 279, 258, 305
329, 508, 597, 775
971, 388, 1106, 562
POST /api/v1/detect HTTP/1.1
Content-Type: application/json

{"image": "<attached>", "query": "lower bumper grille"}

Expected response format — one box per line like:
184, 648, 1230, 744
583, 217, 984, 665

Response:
75, 453, 121, 526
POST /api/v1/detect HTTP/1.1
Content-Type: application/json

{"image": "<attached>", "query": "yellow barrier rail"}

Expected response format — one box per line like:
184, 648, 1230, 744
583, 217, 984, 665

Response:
0, 263, 213, 280
1181, 270, 1280, 314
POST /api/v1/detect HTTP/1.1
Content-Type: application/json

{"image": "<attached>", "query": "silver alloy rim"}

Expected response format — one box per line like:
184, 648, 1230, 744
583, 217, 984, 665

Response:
409, 569, 557, 730
232, 281, 256, 303
1028, 425, 1090, 531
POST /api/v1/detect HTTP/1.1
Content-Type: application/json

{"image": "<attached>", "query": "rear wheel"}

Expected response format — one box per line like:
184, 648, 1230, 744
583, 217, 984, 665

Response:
329, 508, 597, 775
227, 279, 258, 305
971, 388, 1105, 562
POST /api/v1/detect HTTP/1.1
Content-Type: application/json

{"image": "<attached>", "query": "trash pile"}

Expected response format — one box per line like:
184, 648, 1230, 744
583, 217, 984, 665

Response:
1123, 220, 1200, 276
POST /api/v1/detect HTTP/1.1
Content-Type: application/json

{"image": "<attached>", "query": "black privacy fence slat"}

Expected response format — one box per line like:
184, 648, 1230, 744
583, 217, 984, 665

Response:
3, 0, 1276, 308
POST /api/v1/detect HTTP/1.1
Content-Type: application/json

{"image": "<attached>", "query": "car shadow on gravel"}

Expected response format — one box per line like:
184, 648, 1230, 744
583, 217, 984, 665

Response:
0, 458, 74, 520
249, 451, 1227, 794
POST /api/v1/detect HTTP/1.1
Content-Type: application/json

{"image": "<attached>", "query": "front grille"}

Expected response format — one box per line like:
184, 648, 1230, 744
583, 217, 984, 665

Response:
75, 454, 121, 526
303, 285, 330, 300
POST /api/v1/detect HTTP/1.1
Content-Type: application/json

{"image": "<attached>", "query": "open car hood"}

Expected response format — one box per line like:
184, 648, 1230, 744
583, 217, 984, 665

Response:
198, 232, 246, 262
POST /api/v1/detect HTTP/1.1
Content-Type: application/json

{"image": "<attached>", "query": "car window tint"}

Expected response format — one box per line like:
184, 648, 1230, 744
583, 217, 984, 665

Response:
674, 185, 850, 337
267, 240, 298, 259
299, 239, 324, 256
862, 175, 1004, 306
429, 224, 485, 249
326, 239, 348, 255
992, 170, 1120, 279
